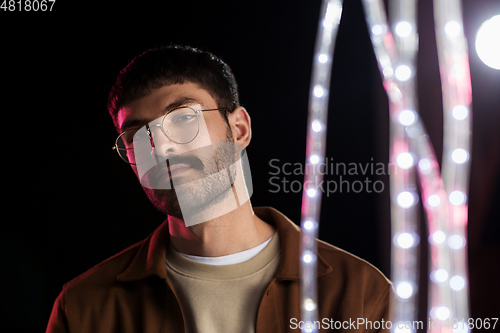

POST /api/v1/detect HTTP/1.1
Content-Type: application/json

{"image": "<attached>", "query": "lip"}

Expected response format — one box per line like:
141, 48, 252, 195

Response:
153, 163, 191, 184
168, 164, 191, 177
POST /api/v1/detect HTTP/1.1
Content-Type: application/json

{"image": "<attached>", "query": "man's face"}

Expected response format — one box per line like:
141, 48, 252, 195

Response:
117, 82, 237, 218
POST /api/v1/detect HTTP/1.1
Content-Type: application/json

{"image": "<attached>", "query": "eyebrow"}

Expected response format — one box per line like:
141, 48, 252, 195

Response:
120, 97, 200, 132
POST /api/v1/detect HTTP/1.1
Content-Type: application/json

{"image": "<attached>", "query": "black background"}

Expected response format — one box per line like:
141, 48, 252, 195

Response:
1, 0, 499, 332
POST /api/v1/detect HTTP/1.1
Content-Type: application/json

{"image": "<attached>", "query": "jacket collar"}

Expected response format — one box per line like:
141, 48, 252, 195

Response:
117, 206, 332, 282
253, 207, 332, 280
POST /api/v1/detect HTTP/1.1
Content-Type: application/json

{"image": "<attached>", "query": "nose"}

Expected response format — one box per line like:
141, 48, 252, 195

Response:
148, 124, 182, 162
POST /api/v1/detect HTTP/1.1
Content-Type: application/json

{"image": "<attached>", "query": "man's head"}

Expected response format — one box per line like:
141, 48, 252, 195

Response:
108, 45, 240, 131
108, 45, 252, 222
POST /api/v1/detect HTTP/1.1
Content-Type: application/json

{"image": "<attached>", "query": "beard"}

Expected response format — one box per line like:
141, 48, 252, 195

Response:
142, 127, 238, 218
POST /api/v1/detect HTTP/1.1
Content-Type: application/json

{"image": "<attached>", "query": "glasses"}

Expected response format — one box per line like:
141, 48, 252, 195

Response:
112, 105, 229, 165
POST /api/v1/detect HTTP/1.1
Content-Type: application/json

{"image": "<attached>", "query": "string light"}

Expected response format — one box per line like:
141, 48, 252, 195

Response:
436, 306, 451, 320
396, 152, 414, 169
432, 0, 472, 327
307, 188, 317, 198
383, 67, 394, 79
448, 235, 465, 249
451, 148, 469, 164
449, 190, 466, 205
396, 232, 415, 248
372, 24, 384, 35
303, 251, 314, 263
432, 231, 446, 244
397, 192, 416, 208
303, 220, 317, 230
304, 298, 317, 311
300, 1, 343, 331
444, 21, 461, 36
418, 158, 431, 172
312, 120, 322, 132
302, 0, 471, 331
395, 327, 412, 333
427, 194, 441, 207
431, 269, 449, 282
395, 21, 412, 37
452, 105, 468, 120
449, 276, 466, 290
313, 85, 325, 97
395, 65, 412, 81
396, 281, 414, 299
361, 0, 472, 330
361, 1, 421, 330
398, 110, 416, 125
310, 154, 320, 164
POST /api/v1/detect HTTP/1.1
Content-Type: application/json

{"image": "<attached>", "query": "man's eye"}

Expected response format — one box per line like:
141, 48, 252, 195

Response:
173, 114, 196, 124
130, 129, 149, 144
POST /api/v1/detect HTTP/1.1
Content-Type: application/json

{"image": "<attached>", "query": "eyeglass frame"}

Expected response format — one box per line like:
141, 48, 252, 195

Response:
112, 105, 231, 165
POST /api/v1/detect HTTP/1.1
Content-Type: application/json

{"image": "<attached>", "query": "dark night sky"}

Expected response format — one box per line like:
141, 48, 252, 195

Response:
1, 0, 499, 332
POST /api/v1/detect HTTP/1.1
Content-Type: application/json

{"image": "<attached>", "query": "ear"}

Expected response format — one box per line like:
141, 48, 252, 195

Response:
227, 106, 251, 150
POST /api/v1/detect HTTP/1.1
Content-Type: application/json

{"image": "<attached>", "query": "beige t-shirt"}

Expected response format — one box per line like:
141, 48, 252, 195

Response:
166, 233, 281, 333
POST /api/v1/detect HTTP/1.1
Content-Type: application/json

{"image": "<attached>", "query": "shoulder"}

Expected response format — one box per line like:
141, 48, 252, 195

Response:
315, 238, 393, 317
256, 206, 391, 290
61, 239, 146, 294
317, 238, 391, 287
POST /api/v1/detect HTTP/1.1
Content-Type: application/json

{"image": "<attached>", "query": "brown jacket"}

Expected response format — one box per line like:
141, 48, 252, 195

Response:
47, 207, 392, 332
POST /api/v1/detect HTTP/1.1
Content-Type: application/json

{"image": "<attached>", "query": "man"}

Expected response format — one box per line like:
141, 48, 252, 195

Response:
47, 45, 392, 333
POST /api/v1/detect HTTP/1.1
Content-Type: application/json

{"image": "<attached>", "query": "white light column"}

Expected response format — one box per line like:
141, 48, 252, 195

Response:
361, 1, 472, 332
431, 0, 472, 331
300, 1, 343, 332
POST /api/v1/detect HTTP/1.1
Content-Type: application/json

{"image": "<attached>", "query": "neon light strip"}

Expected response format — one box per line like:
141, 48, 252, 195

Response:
300, 1, 343, 332
389, 0, 421, 330
361, 0, 472, 331
431, 0, 471, 329
362, 0, 421, 330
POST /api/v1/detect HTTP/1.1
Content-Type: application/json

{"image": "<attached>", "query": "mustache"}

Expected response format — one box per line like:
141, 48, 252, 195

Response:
141, 154, 205, 188
166, 154, 204, 171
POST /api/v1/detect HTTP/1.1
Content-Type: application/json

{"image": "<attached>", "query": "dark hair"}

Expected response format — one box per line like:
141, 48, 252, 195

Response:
107, 45, 240, 131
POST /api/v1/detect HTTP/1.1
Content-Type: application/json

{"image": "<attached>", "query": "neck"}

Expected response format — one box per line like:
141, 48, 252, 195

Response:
168, 201, 275, 257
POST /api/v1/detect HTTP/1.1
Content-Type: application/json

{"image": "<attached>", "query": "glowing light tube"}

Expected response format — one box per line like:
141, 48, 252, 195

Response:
361, 0, 472, 331
431, 0, 472, 330
390, 0, 421, 329
361, 0, 421, 330
300, 1, 343, 332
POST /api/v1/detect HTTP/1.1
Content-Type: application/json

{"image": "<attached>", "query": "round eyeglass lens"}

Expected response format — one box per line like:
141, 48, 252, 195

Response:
162, 107, 200, 144
116, 127, 152, 164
